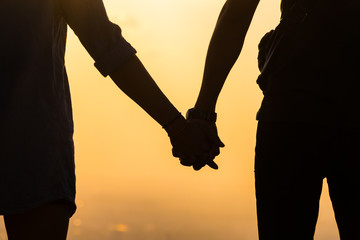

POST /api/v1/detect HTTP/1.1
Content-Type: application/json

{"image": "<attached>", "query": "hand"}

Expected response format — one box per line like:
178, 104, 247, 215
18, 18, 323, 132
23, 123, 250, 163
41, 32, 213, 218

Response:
182, 119, 224, 170
167, 117, 224, 171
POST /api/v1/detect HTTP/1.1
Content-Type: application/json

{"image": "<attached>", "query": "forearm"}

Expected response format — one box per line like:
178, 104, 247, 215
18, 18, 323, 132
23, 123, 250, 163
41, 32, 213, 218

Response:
110, 55, 182, 128
195, 0, 260, 111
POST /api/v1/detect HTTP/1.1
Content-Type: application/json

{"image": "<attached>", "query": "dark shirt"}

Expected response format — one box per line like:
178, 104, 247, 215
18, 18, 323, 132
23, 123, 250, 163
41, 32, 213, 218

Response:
257, 0, 360, 126
0, 0, 136, 215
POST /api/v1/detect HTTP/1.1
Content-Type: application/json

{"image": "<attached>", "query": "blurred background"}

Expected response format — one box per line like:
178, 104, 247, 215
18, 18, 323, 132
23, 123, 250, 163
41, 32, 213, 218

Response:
0, 0, 340, 239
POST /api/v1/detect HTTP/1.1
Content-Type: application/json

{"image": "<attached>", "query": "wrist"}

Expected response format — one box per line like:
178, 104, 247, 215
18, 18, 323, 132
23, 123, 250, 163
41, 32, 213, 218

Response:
162, 113, 187, 137
186, 108, 217, 123
194, 101, 216, 112
194, 93, 217, 112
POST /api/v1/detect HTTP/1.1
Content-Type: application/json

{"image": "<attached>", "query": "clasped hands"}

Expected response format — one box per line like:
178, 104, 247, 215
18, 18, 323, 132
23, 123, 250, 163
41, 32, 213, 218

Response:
167, 116, 224, 171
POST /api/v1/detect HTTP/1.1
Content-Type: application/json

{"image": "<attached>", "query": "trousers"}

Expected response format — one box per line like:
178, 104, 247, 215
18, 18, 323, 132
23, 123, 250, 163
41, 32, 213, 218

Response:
255, 121, 360, 240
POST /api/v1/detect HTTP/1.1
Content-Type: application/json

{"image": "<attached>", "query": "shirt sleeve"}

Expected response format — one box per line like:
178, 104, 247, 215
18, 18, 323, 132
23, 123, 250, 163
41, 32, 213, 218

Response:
58, 0, 136, 77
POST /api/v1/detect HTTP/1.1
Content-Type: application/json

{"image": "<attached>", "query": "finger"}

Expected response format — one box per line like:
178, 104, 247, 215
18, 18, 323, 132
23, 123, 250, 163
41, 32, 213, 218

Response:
192, 154, 207, 171
206, 160, 218, 170
216, 136, 225, 147
180, 156, 196, 167
172, 148, 180, 158
180, 159, 193, 167
209, 134, 225, 148
193, 162, 206, 171
209, 145, 220, 158
196, 151, 211, 170
173, 149, 193, 160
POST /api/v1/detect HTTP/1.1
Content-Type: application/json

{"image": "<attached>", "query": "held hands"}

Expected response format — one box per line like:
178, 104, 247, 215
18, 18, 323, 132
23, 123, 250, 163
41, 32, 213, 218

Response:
165, 110, 224, 171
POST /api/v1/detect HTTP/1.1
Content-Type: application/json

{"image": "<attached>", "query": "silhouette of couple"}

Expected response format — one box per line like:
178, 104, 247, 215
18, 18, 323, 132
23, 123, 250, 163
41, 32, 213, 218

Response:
1, 0, 359, 239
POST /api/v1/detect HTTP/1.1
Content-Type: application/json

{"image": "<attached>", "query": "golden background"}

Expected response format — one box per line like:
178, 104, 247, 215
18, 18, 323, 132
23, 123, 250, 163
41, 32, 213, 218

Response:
0, 0, 339, 239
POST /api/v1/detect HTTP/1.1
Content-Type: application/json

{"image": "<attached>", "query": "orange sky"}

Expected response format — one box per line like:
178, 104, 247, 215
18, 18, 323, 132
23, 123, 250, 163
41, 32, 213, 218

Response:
0, 0, 340, 239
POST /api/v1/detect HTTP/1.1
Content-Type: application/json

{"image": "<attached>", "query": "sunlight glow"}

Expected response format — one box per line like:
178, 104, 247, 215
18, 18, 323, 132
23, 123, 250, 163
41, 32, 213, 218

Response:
116, 224, 129, 232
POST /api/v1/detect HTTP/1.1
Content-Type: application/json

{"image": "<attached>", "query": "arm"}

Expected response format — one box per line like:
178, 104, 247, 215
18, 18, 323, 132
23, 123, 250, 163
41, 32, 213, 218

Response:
59, 0, 181, 130
195, 0, 260, 111
109, 55, 182, 128
110, 55, 221, 170
59, 0, 218, 168
183, 0, 260, 170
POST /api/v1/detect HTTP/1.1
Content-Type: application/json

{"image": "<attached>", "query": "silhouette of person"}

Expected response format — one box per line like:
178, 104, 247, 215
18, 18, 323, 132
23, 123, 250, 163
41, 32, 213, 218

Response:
0, 0, 223, 239
186, 0, 360, 239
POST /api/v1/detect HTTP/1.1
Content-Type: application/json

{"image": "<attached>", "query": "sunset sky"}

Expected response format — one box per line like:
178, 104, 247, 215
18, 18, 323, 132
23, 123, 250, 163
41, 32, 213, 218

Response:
0, 0, 340, 239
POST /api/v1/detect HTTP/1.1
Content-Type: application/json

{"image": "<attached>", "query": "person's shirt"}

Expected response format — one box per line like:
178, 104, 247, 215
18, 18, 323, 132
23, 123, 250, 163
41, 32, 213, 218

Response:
257, 0, 360, 126
0, 0, 135, 215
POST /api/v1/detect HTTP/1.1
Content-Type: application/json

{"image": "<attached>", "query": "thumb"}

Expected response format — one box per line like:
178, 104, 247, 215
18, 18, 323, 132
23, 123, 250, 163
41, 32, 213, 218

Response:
206, 160, 219, 170
209, 132, 225, 148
